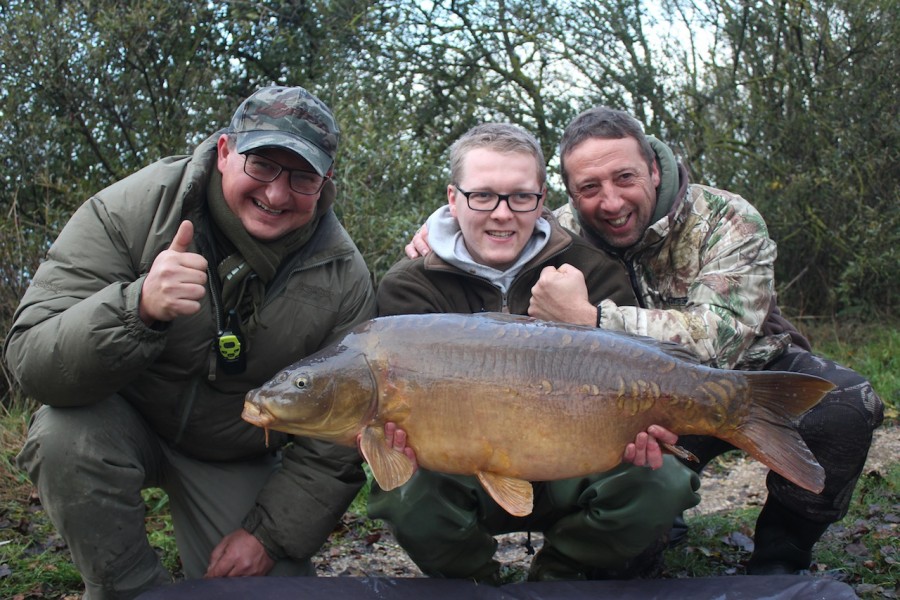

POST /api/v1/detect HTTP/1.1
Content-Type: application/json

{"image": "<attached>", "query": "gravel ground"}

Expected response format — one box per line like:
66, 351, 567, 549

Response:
315, 424, 899, 579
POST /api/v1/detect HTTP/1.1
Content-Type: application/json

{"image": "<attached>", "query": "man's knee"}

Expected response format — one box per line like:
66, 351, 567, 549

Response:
16, 405, 93, 482
797, 380, 881, 487
543, 462, 699, 570
769, 348, 883, 429
368, 470, 499, 578
577, 459, 700, 518
17, 399, 160, 499
14, 402, 171, 597
369, 470, 482, 528
763, 368, 883, 522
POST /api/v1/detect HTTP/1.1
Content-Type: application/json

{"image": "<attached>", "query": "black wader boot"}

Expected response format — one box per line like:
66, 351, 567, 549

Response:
747, 498, 830, 574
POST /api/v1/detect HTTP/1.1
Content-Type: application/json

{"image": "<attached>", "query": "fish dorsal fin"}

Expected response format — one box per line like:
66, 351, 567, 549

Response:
476, 471, 534, 517
359, 425, 415, 491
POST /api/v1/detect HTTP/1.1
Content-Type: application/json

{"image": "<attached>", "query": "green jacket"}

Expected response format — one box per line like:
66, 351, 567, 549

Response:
376, 214, 636, 316
4, 133, 375, 561
555, 138, 806, 370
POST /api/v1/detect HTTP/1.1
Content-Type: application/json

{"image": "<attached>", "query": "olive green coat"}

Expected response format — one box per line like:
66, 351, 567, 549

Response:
4, 133, 375, 560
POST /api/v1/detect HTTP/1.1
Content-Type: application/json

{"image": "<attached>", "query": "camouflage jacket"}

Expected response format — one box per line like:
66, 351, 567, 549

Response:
555, 139, 798, 370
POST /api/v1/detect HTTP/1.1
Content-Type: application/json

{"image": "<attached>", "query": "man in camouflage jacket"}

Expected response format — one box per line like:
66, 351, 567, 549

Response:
528, 106, 884, 575
6, 87, 378, 599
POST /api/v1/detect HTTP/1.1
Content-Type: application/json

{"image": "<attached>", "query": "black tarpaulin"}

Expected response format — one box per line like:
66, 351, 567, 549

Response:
136, 575, 859, 599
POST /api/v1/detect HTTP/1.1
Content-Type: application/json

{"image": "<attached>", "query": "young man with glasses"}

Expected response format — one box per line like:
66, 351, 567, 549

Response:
369, 123, 701, 584
7, 86, 383, 598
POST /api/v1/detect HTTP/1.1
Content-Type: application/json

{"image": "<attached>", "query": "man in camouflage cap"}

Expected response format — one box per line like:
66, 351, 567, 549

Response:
7, 86, 390, 598
229, 86, 339, 177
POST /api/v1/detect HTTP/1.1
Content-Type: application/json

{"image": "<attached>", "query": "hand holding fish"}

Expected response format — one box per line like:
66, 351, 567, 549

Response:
623, 425, 679, 469
357, 422, 418, 471
204, 528, 274, 578
140, 220, 209, 325
383, 422, 417, 466
528, 264, 596, 326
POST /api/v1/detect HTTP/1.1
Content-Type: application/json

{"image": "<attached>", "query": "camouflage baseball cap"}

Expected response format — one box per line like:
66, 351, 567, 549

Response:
229, 86, 339, 176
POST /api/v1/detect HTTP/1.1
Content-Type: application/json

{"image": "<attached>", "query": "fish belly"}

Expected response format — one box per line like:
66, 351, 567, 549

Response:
366, 315, 711, 481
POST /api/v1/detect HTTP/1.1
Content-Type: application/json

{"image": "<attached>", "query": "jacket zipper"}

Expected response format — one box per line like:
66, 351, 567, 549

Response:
173, 265, 222, 447
623, 258, 647, 309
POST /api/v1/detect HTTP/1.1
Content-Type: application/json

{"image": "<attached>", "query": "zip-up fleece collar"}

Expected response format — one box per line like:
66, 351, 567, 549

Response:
424, 205, 553, 294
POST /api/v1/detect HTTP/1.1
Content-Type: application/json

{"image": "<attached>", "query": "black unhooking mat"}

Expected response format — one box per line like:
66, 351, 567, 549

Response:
136, 574, 859, 599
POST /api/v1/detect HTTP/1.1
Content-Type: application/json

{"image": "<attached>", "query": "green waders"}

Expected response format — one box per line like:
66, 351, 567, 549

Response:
368, 456, 700, 583
16, 396, 311, 600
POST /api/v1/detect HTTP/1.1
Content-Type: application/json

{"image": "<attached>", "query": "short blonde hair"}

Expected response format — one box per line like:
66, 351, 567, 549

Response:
449, 123, 546, 187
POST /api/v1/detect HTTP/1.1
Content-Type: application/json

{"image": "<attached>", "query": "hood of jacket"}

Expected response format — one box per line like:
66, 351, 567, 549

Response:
424, 204, 553, 294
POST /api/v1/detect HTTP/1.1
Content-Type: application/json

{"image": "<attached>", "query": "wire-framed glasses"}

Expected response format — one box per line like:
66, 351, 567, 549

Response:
243, 153, 328, 195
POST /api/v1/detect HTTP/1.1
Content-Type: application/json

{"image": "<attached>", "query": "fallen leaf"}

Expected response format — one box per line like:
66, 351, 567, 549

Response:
843, 542, 870, 557
364, 532, 382, 545
722, 531, 754, 552
854, 583, 882, 594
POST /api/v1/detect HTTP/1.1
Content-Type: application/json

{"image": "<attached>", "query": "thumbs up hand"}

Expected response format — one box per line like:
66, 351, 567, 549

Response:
139, 220, 209, 325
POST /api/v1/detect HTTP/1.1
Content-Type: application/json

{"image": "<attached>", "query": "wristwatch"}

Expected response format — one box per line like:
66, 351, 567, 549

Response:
596, 301, 603, 328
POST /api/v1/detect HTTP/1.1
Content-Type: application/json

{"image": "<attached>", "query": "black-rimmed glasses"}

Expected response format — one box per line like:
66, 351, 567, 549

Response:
455, 186, 543, 212
243, 154, 328, 195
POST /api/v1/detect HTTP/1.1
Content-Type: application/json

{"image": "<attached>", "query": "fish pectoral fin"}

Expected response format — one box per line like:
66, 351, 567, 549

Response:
359, 425, 415, 491
476, 471, 534, 517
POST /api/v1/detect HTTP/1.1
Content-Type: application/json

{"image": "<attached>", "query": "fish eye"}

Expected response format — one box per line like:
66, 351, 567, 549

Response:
295, 375, 311, 390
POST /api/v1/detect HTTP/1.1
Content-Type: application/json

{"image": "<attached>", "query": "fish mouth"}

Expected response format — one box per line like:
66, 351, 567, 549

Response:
241, 400, 275, 427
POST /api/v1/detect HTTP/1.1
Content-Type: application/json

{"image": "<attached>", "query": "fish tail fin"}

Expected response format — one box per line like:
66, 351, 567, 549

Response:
723, 372, 834, 494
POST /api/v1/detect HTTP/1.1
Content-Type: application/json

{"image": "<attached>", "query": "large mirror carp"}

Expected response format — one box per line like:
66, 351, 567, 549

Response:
242, 313, 832, 516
